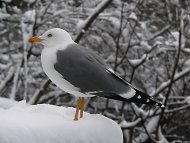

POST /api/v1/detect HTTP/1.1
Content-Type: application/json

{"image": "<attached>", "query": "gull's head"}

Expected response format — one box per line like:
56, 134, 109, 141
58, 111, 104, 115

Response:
28, 28, 73, 47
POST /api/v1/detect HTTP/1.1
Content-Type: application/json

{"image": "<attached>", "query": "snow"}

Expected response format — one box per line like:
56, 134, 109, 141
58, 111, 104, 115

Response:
170, 0, 179, 6
185, 96, 190, 105
23, 10, 36, 23
128, 54, 147, 67
182, 48, 190, 54
151, 67, 190, 97
140, 41, 152, 51
131, 103, 147, 118
0, 97, 17, 109
2, 0, 11, 2
129, 12, 137, 21
75, 0, 112, 38
0, 101, 123, 143
183, 59, 190, 69
0, 13, 10, 19
106, 17, 120, 29
23, 0, 35, 3
157, 126, 168, 143
135, 116, 159, 142
120, 118, 141, 129
76, 20, 86, 31
170, 31, 179, 46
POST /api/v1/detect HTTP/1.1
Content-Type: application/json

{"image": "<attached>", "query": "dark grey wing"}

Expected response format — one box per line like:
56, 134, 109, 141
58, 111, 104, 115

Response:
54, 43, 164, 107
54, 43, 131, 95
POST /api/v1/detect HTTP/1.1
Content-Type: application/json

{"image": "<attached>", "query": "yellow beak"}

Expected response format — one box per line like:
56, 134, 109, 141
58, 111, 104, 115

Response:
28, 36, 43, 43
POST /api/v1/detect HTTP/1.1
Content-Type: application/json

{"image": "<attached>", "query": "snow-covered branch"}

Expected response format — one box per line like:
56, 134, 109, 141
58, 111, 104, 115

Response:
10, 61, 22, 100
148, 25, 171, 41
151, 67, 190, 97
120, 118, 141, 129
75, 0, 113, 42
128, 54, 147, 68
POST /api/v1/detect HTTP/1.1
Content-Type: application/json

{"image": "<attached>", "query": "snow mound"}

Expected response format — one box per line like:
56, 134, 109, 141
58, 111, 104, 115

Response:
0, 97, 18, 109
0, 101, 123, 143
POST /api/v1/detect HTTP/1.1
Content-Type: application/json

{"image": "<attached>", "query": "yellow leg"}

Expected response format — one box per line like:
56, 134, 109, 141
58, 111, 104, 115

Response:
74, 98, 81, 121
80, 97, 85, 118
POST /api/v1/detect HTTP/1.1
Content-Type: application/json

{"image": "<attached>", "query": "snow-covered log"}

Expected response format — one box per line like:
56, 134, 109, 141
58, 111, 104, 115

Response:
0, 101, 123, 143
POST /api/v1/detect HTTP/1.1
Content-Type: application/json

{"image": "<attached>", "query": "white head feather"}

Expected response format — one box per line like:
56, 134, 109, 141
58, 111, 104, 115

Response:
40, 28, 74, 48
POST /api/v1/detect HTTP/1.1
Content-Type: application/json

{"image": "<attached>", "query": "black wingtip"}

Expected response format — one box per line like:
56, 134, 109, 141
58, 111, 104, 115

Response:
94, 87, 165, 108
129, 88, 165, 108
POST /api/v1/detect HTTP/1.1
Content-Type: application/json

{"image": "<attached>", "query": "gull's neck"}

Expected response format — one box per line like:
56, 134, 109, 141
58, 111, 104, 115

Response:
43, 40, 75, 51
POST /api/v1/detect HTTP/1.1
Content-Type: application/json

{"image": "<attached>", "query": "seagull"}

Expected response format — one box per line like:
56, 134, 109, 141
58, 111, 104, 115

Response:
28, 28, 164, 121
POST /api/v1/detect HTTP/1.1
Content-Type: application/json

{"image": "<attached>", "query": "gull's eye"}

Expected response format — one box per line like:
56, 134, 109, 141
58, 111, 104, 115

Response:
47, 33, 52, 37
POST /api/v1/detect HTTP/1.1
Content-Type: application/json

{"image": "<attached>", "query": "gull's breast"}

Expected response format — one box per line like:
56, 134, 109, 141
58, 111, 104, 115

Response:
41, 47, 94, 97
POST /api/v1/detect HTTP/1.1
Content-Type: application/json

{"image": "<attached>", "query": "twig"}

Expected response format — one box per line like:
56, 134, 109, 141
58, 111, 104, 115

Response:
156, 8, 183, 139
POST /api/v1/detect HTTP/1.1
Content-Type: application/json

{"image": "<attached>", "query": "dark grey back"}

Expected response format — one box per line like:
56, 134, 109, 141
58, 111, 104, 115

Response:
54, 43, 131, 95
